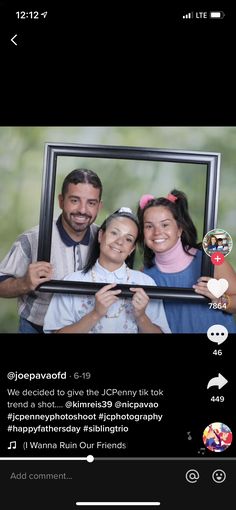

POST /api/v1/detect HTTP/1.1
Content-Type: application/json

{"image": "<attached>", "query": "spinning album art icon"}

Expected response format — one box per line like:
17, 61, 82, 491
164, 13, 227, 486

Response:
202, 422, 233, 452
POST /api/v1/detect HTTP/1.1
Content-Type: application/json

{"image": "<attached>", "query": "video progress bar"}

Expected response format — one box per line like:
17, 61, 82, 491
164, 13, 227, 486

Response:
0, 456, 94, 462
76, 504, 160, 507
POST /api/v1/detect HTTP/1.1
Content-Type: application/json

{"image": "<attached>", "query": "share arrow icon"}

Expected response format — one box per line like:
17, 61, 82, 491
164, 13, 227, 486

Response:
207, 373, 228, 389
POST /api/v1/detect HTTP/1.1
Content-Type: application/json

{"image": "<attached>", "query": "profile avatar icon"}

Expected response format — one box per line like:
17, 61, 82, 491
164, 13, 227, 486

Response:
203, 422, 233, 452
202, 229, 233, 258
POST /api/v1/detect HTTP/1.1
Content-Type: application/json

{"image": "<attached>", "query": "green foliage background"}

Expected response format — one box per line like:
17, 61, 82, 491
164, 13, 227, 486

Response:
1, 127, 236, 332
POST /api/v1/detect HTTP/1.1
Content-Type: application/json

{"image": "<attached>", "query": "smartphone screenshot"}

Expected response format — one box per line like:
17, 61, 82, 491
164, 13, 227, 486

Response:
0, 5, 235, 510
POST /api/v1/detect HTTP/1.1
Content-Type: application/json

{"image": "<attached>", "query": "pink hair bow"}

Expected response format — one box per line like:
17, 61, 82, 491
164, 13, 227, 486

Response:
139, 194, 155, 209
166, 193, 177, 203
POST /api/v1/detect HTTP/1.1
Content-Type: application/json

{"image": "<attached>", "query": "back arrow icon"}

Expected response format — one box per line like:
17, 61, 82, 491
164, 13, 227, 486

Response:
11, 34, 18, 46
207, 373, 228, 389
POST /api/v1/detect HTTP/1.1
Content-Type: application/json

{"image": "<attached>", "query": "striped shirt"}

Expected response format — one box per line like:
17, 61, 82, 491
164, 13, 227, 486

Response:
0, 217, 98, 326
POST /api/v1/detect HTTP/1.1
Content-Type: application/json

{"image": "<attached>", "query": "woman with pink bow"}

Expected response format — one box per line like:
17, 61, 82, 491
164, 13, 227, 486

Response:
137, 189, 236, 333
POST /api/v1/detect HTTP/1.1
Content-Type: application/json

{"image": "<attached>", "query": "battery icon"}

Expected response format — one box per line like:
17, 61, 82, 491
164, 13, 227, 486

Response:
210, 11, 225, 19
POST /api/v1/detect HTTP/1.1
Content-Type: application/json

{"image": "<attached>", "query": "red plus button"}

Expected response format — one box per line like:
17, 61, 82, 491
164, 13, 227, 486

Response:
211, 251, 225, 265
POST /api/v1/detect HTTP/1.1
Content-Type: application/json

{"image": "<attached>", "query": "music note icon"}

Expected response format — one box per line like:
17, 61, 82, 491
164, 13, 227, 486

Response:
8, 441, 16, 449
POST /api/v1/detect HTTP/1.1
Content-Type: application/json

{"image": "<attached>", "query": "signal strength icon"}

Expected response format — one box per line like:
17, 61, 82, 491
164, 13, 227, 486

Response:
183, 12, 193, 19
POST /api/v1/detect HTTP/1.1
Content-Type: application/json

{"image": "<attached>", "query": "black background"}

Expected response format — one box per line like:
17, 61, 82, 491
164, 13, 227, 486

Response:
1, 459, 235, 510
0, 4, 235, 126
0, 3, 236, 509
0, 335, 235, 458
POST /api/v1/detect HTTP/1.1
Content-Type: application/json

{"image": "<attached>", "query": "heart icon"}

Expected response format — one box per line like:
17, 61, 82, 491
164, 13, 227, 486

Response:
207, 278, 229, 298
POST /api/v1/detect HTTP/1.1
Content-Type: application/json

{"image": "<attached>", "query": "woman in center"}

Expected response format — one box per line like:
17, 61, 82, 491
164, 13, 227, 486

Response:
43, 208, 171, 333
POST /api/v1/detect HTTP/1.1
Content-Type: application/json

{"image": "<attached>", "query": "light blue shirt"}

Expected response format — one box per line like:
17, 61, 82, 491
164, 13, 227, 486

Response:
44, 261, 171, 334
